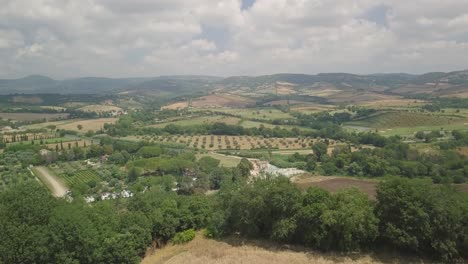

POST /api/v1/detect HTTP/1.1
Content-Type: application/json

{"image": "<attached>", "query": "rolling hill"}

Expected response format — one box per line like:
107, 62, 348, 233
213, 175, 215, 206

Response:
1, 70, 467, 99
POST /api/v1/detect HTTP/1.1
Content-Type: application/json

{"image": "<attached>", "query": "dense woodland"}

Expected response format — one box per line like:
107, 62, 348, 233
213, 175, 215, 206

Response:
1, 176, 466, 263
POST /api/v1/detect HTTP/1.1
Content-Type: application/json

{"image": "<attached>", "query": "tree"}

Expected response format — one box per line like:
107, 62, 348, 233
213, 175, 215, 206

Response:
77, 124, 83, 130
376, 178, 468, 261
237, 158, 253, 178
198, 156, 220, 173
312, 142, 328, 162
128, 167, 140, 183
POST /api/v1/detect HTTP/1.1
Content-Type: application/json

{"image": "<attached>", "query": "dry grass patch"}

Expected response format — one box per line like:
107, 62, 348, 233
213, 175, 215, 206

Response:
78, 104, 123, 113
142, 232, 424, 264
57, 118, 118, 132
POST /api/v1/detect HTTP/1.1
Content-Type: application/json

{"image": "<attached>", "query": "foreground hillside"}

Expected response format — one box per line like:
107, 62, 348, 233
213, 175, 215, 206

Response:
143, 233, 424, 264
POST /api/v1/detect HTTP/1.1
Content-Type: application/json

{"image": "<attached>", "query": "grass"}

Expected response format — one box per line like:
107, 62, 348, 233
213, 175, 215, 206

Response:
60, 169, 101, 186
26, 118, 118, 133
142, 232, 425, 264
196, 153, 241, 167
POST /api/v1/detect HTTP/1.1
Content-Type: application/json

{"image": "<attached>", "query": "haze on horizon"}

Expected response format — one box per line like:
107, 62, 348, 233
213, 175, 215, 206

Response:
1, 0, 468, 79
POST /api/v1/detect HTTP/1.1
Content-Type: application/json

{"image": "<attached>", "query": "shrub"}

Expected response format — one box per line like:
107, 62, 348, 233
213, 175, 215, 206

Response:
172, 229, 196, 244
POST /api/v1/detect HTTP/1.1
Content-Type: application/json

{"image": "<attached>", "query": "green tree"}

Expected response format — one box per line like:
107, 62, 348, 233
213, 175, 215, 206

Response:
312, 142, 328, 162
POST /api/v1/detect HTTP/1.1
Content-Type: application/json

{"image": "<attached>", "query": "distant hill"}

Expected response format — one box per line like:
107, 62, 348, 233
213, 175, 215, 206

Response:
1, 70, 467, 98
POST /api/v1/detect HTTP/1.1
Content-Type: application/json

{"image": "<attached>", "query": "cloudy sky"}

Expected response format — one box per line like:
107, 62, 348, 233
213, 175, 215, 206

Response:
1, 0, 468, 79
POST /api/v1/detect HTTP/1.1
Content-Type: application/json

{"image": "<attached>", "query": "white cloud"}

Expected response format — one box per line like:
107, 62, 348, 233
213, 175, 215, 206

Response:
0, 0, 467, 78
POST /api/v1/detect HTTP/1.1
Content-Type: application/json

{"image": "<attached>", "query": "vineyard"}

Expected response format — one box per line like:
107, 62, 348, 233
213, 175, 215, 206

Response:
134, 135, 338, 150
60, 169, 101, 186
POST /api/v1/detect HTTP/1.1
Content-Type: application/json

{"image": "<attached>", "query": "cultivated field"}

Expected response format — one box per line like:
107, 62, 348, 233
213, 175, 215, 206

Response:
150, 115, 241, 128
26, 118, 118, 132
346, 111, 468, 135
292, 175, 379, 200
136, 135, 327, 150
199, 108, 293, 121
60, 169, 101, 187
0, 112, 69, 122
51, 162, 102, 186
164, 93, 254, 109
78, 104, 123, 113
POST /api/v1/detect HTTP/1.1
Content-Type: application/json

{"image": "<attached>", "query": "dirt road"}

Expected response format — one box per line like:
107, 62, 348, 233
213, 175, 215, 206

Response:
31, 166, 69, 197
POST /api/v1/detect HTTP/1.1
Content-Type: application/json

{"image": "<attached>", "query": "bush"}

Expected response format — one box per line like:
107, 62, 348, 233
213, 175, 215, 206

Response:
172, 229, 196, 244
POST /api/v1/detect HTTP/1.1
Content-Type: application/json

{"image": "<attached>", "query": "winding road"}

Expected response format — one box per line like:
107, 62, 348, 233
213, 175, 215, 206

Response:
31, 166, 69, 197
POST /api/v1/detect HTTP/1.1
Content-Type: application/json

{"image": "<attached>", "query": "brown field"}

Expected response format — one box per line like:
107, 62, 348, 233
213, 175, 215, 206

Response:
78, 104, 123, 113
162, 101, 189, 110
26, 118, 118, 132
12, 95, 44, 104
0, 112, 69, 122
62, 102, 87, 108
164, 93, 254, 109
359, 99, 426, 108
142, 232, 424, 264
135, 135, 334, 151
293, 176, 468, 200
302, 88, 343, 97
293, 176, 379, 200
457, 147, 468, 156
327, 92, 403, 104
56, 118, 118, 132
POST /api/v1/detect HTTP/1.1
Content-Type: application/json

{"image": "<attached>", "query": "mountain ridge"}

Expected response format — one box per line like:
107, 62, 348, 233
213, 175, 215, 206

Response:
1, 70, 467, 97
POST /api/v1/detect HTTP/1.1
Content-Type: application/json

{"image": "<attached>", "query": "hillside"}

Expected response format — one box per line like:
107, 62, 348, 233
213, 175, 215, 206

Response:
1, 70, 467, 98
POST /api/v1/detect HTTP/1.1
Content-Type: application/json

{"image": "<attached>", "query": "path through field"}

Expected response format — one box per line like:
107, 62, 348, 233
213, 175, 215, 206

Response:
31, 166, 69, 197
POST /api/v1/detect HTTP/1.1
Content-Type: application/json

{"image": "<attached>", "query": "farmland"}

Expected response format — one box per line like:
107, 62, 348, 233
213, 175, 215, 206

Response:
150, 115, 241, 128
0, 112, 69, 122
78, 104, 123, 113
60, 169, 101, 187
163, 93, 255, 109
345, 111, 468, 136
198, 108, 294, 121
26, 118, 118, 132
133, 135, 329, 150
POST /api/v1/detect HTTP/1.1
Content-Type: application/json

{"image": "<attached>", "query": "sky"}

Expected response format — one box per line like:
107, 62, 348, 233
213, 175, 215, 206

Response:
1, 0, 468, 79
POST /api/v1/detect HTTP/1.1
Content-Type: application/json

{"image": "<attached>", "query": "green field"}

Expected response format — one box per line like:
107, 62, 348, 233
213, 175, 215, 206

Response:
345, 111, 468, 136
149, 115, 241, 128
199, 108, 293, 121
196, 152, 241, 167
60, 169, 101, 186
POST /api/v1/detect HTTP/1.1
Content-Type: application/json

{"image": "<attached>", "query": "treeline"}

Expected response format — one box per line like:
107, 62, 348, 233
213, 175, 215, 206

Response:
209, 177, 468, 262
1, 177, 466, 263
0, 182, 213, 264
